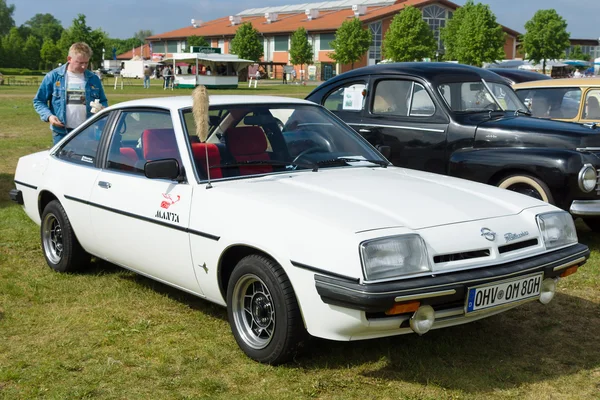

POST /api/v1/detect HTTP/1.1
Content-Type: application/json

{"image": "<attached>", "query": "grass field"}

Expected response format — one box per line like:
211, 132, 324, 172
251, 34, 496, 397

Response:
0, 83, 599, 399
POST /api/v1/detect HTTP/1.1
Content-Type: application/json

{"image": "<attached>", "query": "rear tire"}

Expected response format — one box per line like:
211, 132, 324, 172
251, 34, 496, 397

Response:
227, 255, 304, 364
497, 174, 554, 204
40, 200, 90, 272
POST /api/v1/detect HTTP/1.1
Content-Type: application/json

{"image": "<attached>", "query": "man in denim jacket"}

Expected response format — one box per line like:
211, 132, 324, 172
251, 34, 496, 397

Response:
34, 42, 108, 145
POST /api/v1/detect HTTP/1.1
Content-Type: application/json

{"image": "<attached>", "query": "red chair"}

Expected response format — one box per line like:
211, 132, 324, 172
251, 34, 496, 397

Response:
142, 129, 181, 163
192, 142, 222, 179
225, 126, 272, 175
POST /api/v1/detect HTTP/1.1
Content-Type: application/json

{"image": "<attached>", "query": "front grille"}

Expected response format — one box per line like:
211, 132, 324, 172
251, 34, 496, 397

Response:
433, 249, 490, 264
498, 238, 539, 254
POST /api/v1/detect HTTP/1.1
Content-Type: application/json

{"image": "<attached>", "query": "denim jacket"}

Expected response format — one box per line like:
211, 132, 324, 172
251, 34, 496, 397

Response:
33, 63, 108, 136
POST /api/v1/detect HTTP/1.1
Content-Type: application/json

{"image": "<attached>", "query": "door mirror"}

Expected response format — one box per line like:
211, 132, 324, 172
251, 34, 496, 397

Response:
144, 159, 181, 181
377, 145, 391, 159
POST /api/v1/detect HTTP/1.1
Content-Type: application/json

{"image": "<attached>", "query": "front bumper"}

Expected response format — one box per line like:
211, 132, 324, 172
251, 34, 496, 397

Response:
9, 189, 23, 205
570, 200, 600, 216
315, 243, 589, 313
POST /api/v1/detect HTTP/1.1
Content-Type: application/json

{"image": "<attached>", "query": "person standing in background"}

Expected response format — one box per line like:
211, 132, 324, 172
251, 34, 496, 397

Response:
143, 65, 151, 88
33, 42, 108, 145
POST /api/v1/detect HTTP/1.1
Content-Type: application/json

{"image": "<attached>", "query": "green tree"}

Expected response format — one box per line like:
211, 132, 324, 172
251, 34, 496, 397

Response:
230, 22, 263, 61
40, 38, 62, 69
289, 27, 313, 76
569, 45, 590, 61
69, 14, 92, 43
329, 17, 371, 69
440, 0, 505, 66
25, 13, 64, 42
187, 35, 209, 50
2, 27, 25, 67
23, 35, 41, 69
520, 9, 571, 74
382, 6, 436, 62
58, 15, 106, 68
133, 29, 153, 42
0, 0, 15, 36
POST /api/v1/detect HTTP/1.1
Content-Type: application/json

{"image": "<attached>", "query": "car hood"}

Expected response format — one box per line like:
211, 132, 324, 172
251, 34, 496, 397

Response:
214, 167, 546, 232
473, 114, 600, 147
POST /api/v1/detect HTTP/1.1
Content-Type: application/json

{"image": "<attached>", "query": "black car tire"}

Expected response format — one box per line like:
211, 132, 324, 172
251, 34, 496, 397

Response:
40, 200, 90, 272
583, 217, 600, 232
227, 255, 304, 365
497, 174, 554, 204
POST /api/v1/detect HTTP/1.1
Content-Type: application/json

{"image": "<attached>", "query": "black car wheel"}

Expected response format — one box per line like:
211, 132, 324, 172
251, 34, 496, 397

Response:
41, 200, 90, 272
497, 174, 554, 204
227, 255, 304, 364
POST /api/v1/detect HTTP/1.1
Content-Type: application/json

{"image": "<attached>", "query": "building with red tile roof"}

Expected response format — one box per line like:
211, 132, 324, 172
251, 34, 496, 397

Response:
140, 0, 521, 80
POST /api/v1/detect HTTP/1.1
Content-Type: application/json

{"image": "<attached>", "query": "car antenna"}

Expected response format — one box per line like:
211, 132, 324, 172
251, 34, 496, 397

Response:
192, 85, 213, 189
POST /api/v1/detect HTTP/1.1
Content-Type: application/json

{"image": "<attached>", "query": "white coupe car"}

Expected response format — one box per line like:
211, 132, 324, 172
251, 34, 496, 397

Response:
10, 95, 589, 364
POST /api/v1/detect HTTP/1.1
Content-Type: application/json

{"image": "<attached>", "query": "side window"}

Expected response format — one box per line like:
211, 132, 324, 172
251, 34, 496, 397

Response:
372, 80, 412, 115
106, 110, 179, 175
57, 115, 108, 166
584, 90, 600, 119
323, 82, 366, 112
409, 83, 435, 116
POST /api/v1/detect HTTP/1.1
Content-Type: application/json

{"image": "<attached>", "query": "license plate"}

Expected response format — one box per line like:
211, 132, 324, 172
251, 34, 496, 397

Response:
465, 273, 543, 313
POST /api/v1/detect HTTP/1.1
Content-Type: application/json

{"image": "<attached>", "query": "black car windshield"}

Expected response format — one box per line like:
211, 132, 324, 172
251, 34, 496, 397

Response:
181, 103, 387, 180
438, 80, 527, 113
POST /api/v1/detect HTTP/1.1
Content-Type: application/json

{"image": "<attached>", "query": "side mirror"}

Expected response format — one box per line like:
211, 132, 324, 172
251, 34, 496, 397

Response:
377, 145, 391, 159
145, 159, 182, 181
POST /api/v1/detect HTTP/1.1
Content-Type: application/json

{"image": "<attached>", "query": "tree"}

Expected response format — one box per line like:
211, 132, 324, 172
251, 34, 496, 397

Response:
0, 0, 15, 36
569, 45, 590, 62
230, 22, 263, 61
25, 13, 64, 42
289, 27, 313, 77
440, 0, 505, 66
520, 9, 571, 74
187, 35, 209, 49
2, 27, 25, 67
40, 38, 62, 70
133, 29, 153, 42
329, 17, 371, 69
382, 6, 436, 62
69, 14, 92, 44
23, 35, 41, 69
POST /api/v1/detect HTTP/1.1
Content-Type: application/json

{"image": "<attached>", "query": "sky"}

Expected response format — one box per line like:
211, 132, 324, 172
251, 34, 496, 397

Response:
11, 0, 600, 40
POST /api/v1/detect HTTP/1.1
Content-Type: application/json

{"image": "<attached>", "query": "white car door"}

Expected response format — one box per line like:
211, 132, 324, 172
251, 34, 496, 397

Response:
88, 109, 200, 294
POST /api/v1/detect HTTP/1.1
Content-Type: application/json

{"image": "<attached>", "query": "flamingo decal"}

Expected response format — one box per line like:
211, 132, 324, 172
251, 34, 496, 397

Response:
160, 193, 181, 209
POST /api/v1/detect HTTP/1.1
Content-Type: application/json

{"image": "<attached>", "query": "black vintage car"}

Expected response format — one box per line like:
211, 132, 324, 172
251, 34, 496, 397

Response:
306, 62, 600, 231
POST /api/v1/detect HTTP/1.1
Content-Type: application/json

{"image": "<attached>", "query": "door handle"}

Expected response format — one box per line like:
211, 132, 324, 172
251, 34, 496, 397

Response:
98, 181, 112, 189
359, 128, 371, 133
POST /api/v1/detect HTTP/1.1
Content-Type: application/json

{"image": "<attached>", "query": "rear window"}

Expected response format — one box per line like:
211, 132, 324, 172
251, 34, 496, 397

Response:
516, 87, 581, 119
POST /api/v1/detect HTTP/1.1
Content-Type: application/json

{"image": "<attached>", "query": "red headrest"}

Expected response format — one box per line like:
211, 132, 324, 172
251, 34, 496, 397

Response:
226, 126, 268, 156
142, 129, 178, 160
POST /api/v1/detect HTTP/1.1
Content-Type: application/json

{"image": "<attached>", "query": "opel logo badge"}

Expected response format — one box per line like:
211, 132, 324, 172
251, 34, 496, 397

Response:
481, 228, 496, 241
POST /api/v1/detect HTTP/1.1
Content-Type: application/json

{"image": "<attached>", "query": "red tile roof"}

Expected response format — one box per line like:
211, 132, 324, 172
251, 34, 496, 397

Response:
117, 44, 151, 60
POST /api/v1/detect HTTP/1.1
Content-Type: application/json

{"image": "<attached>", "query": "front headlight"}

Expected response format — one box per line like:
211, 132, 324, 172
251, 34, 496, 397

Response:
537, 212, 578, 250
578, 164, 597, 193
360, 234, 431, 281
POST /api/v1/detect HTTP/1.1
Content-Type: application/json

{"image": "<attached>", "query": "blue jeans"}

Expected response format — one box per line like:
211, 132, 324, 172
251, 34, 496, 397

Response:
52, 128, 73, 145
143, 76, 150, 88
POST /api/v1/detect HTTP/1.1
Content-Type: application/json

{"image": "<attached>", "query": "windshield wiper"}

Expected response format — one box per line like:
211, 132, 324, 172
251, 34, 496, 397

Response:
211, 159, 319, 172
317, 157, 389, 168
514, 108, 532, 116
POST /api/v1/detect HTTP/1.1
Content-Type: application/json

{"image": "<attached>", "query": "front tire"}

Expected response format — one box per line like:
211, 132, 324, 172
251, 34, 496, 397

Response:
227, 255, 304, 364
41, 200, 90, 272
497, 174, 554, 204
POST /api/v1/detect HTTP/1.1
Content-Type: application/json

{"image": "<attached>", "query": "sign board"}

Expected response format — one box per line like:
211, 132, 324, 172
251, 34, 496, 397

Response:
283, 66, 295, 73
308, 65, 317, 81
190, 46, 221, 54
342, 85, 364, 111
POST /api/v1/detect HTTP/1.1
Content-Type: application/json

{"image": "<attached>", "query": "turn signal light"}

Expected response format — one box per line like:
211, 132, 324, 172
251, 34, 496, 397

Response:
560, 265, 579, 278
385, 301, 420, 315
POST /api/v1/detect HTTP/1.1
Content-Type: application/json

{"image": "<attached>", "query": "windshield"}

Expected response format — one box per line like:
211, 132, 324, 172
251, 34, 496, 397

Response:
438, 80, 527, 112
181, 103, 387, 180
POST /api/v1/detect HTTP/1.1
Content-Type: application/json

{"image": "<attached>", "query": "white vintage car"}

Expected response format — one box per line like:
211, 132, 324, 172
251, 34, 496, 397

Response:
10, 95, 589, 364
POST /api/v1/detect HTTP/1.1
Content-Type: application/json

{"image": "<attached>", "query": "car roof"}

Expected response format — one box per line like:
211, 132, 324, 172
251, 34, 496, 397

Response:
487, 68, 552, 83
313, 62, 507, 87
513, 78, 600, 89
107, 95, 313, 111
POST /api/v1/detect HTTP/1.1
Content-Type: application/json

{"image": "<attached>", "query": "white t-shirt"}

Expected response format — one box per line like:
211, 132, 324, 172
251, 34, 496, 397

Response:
65, 71, 87, 129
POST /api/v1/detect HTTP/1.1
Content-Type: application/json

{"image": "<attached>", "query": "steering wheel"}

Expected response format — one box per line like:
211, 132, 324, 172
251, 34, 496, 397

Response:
292, 146, 324, 163
485, 102, 499, 110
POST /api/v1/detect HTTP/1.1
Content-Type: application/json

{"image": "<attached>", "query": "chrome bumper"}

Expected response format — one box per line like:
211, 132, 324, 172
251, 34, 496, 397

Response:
570, 200, 600, 216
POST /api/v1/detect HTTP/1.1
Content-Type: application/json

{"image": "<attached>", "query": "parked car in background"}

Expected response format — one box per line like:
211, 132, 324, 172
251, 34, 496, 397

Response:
9, 95, 590, 364
306, 62, 600, 230
513, 78, 600, 123
486, 68, 552, 86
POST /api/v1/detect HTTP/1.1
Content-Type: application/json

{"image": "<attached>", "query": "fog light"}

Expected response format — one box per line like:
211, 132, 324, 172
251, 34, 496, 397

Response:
539, 278, 557, 305
409, 305, 435, 335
